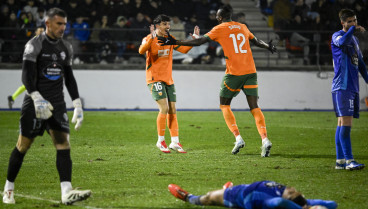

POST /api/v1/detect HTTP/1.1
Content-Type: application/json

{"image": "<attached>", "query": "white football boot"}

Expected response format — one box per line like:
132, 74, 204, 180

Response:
169, 142, 187, 153
2, 190, 15, 204
61, 189, 91, 205
156, 140, 171, 153
232, 136, 245, 154
261, 138, 272, 157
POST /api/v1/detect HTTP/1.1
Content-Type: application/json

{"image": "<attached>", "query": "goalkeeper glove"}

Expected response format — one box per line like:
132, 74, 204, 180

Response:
157, 31, 177, 45
30, 91, 53, 120
268, 39, 277, 54
72, 98, 83, 131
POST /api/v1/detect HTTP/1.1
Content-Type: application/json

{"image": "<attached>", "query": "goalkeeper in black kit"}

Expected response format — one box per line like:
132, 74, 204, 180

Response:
2, 8, 91, 205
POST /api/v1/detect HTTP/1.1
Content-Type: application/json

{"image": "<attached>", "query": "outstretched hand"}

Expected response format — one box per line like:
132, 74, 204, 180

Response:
150, 24, 156, 38
268, 40, 277, 54
157, 31, 177, 45
190, 25, 200, 39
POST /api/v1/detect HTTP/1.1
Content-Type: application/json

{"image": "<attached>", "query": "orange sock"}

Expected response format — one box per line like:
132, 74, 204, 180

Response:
157, 112, 167, 136
220, 105, 240, 137
251, 108, 267, 139
167, 114, 179, 137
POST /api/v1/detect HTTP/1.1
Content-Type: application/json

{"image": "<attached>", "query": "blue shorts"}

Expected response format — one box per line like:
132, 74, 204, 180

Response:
224, 185, 277, 209
332, 90, 359, 118
223, 185, 247, 208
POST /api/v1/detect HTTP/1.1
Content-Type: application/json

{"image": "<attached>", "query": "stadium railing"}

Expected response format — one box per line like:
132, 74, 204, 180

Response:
0, 27, 367, 71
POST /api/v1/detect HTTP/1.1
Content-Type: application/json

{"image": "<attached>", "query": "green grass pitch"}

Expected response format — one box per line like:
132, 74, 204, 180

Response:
0, 111, 367, 209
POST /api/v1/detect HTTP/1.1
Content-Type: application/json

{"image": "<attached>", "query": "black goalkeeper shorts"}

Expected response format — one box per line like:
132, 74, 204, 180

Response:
19, 96, 70, 138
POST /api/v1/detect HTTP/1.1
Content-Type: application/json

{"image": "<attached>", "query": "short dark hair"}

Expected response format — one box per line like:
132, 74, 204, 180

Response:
153, 14, 170, 25
46, 7, 67, 20
218, 5, 233, 20
339, 9, 355, 22
291, 194, 307, 206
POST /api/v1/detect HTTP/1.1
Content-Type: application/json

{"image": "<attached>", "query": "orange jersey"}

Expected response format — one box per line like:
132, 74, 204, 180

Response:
139, 34, 192, 85
205, 21, 256, 75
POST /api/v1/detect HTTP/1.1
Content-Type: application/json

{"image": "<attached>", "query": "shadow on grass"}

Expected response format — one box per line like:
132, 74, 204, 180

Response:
99, 206, 193, 209
272, 154, 368, 160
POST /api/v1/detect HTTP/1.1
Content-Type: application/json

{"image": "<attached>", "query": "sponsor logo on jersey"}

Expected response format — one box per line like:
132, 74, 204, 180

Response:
42, 54, 51, 57
228, 25, 241, 30
158, 49, 170, 57
351, 54, 358, 66
60, 51, 66, 60
43, 63, 62, 80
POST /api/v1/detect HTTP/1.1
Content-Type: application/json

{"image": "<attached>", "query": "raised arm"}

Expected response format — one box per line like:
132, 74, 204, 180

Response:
250, 37, 277, 53
158, 33, 209, 46
138, 25, 155, 54
333, 26, 355, 47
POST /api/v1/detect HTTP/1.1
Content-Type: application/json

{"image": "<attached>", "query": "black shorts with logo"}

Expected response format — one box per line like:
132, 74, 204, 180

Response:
20, 95, 70, 138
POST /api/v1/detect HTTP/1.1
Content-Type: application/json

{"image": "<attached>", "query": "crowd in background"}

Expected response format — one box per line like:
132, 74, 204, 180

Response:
263, 0, 368, 64
0, 0, 233, 64
0, 0, 367, 65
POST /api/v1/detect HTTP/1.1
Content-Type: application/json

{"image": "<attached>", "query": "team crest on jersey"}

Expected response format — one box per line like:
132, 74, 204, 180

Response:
52, 53, 57, 61
24, 43, 34, 55
158, 91, 162, 96
60, 51, 66, 60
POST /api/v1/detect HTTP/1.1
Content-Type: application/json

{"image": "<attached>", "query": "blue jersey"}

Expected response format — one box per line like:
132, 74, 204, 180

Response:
331, 26, 363, 93
223, 181, 285, 208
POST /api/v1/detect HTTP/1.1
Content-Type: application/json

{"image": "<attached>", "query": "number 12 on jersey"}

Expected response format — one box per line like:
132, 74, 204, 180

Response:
229, 33, 247, 54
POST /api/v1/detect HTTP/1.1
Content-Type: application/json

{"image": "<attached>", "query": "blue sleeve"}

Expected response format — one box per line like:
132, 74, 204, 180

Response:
358, 57, 368, 83
333, 26, 355, 47
307, 199, 338, 209
263, 197, 302, 209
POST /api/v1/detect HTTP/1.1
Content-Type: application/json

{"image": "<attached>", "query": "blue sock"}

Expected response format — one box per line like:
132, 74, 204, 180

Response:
307, 199, 338, 209
339, 126, 353, 160
335, 126, 344, 160
188, 195, 202, 205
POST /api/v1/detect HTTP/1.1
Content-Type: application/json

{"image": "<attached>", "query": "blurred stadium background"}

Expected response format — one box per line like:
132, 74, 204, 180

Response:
1, 0, 368, 110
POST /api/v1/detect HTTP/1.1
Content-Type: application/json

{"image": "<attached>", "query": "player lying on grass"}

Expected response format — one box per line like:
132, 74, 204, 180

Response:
168, 181, 337, 209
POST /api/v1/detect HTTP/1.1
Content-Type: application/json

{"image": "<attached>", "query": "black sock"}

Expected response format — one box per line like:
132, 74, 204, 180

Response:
56, 149, 72, 182
7, 147, 26, 182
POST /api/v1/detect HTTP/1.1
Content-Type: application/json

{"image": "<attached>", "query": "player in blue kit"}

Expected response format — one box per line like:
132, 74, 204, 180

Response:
331, 9, 368, 171
168, 181, 337, 209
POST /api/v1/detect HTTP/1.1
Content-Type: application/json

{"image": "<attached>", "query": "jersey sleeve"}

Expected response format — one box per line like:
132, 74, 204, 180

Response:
332, 26, 355, 47
307, 199, 338, 209
204, 25, 221, 41
264, 197, 303, 209
139, 35, 153, 54
63, 40, 74, 66
23, 37, 42, 63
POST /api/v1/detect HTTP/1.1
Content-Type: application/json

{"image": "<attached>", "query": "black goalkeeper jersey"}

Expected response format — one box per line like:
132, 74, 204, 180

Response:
23, 32, 74, 103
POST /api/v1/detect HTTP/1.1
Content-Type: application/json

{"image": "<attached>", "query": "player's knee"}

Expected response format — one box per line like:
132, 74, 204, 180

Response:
200, 192, 212, 205
16, 138, 33, 153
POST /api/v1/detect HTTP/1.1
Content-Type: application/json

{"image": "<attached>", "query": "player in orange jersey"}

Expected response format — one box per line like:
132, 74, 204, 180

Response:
158, 6, 277, 156
139, 14, 199, 154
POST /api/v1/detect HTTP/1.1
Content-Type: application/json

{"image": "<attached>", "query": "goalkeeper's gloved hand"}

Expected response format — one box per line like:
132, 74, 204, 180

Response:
157, 31, 177, 45
30, 91, 53, 120
268, 39, 277, 54
72, 98, 83, 131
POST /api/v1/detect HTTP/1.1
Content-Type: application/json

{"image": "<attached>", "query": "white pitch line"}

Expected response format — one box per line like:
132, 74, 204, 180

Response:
14, 194, 103, 209
15, 194, 60, 204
